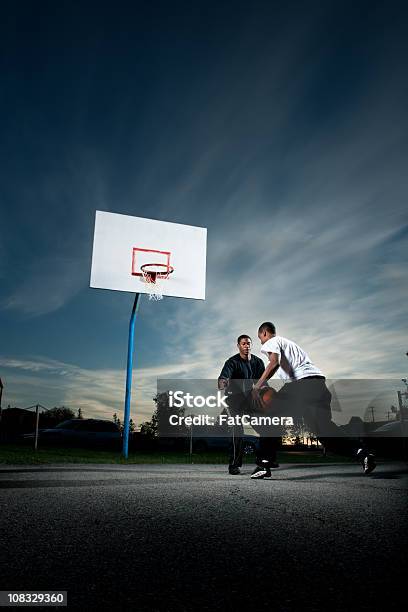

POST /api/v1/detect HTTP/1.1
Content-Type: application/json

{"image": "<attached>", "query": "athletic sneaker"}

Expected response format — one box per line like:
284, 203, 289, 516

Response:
228, 466, 241, 475
356, 448, 376, 474
363, 454, 376, 474
250, 466, 272, 479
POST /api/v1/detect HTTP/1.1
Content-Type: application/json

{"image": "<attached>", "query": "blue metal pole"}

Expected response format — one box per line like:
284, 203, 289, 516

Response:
123, 293, 141, 458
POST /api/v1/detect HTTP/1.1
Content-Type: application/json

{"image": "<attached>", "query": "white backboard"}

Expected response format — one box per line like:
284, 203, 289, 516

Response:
90, 211, 207, 300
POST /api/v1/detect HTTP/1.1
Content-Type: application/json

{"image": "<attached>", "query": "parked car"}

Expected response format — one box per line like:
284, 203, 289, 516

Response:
192, 434, 260, 455
22, 419, 121, 449
367, 420, 408, 459
371, 421, 406, 437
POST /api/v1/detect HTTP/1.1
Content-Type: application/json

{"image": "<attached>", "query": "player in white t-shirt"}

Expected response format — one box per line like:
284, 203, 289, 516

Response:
250, 321, 376, 478
258, 333, 324, 382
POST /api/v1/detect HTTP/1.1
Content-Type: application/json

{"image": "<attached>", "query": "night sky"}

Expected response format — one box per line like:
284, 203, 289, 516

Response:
1, 0, 407, 422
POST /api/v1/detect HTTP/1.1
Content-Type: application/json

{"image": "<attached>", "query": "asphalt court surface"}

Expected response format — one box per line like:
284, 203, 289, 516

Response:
0, 462, 407, 611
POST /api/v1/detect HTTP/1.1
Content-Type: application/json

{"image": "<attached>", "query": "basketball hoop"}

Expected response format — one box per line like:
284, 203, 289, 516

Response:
140, 263, 174, 300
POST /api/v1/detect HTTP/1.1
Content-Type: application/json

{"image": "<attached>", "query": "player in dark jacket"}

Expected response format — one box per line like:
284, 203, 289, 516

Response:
218, 334, 280, 475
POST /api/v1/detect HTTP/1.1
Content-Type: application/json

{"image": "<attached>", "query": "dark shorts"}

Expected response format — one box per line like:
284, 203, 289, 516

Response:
273, 377, 334, 436
228, 378, 334, 437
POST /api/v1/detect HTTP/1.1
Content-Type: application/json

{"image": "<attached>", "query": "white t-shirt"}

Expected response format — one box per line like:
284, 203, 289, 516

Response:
260, 335, 323, 381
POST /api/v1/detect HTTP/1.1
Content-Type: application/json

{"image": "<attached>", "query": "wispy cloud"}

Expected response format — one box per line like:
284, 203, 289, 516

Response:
0, 355, 218, 424
2, 256, 88, 316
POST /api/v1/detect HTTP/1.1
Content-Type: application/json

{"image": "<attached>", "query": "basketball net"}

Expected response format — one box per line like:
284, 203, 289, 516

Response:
141, 266, 172, 301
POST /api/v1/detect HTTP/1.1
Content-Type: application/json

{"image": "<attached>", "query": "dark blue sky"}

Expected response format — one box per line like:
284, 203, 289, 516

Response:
1, 0, 407, 421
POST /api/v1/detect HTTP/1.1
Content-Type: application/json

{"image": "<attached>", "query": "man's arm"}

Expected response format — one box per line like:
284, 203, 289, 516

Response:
218, 358, 234, 390
253, 353, 279, 389
254, 357, 265, 383
218, 378, 228, 390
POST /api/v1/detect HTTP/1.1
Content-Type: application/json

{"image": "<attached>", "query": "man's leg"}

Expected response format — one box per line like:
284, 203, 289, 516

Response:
227, 394, 246, 474
318, 436, 376, 473
300, 379, 377, 474
250, 435, 281, 479
249, 389, 283, 478
255, 436, 280, 468
228, 424, 244, 474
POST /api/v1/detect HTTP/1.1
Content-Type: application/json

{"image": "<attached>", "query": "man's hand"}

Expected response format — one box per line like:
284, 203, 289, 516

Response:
251, 387, 264, 412
218, 378, 229, 391
251, 387, 260, 400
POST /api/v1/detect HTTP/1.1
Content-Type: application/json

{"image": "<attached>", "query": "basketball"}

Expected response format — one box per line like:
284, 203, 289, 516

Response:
259, 387, 276, 411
